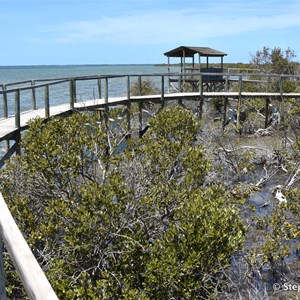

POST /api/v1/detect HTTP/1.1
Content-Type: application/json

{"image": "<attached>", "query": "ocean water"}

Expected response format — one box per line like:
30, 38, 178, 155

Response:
0, 64, 173, 117
0, 64, 172, 156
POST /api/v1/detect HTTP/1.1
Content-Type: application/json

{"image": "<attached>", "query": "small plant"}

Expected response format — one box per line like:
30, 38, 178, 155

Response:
130, 78, 160, 96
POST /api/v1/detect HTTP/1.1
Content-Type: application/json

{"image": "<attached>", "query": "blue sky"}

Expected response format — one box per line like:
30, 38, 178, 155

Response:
1, 0, 300, 65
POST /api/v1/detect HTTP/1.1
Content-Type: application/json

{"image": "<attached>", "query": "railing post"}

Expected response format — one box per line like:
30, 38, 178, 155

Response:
278, 76, 284, 125
103, 77, 109, 127
126, 76, 131, 136
69, 79, 76, 109
178, 75, 182, 92
138, 76, 143, 137
198, 74, 203, 120
31, 80, 36, 110
44, 85, 50, 118
199, 73, 203, 96
279, 76, 284, 95
104, 77, 108, 107
225, 75, 229, 92
138, 75, 142, 96
14, 90, 20, 128
161, 75, 165, 108
0, 236, 7, 300
265, 75, 270, 128
266, 75, 271, 93
236, 75, 243, 131
2, 85, 8, 118
97, 77, 102, 99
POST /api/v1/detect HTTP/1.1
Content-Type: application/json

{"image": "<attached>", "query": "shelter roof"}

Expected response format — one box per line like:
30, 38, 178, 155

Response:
164, 46, 227, 57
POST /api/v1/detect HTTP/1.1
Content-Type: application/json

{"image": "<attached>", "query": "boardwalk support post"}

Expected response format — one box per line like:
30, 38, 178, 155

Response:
265, 98, 270, 128
15, 131, 21, 156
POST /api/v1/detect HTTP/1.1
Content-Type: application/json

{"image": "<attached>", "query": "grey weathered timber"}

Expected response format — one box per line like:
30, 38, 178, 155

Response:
0, 193, 58, 300
265, 98, 270, 128
199, 74, 203, 96
161, 75, 165, 107
14, 90, 20, 128
97, 77, 102, 99
104, 77, 108, 107
138, 101, 143, 137
138, 76, 143, 136
44, 85, 50, 118
31, 81, 37, 110
198, 74, 203, 119
236, 76, 243, 131
70, 79, 76, 109
2, 86, 8, 118
126, 76, 131, 134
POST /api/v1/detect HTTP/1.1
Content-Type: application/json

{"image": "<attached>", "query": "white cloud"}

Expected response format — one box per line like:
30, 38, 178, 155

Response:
42, 1, 300, 46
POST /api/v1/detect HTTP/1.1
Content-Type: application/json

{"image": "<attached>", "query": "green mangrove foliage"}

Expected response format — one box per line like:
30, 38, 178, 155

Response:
1, 107, 246, 299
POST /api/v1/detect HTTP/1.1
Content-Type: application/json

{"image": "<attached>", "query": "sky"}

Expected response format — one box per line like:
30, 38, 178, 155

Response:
1, 0, 300, 65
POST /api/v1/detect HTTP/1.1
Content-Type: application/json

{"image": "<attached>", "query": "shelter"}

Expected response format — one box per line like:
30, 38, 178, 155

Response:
164, 46, 227, 92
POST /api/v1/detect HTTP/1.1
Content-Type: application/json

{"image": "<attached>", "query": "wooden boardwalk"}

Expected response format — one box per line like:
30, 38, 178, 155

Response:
2, 91, 300, 142
1, 71, 300, 167
1, 71, 300, 299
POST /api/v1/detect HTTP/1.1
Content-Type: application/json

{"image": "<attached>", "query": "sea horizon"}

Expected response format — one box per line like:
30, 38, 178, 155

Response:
0, 63, 160, 69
